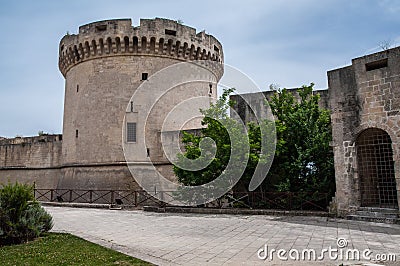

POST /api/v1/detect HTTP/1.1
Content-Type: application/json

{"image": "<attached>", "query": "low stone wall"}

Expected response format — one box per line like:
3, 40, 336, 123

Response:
143, 206, 331, 217
0, 135, 62, 188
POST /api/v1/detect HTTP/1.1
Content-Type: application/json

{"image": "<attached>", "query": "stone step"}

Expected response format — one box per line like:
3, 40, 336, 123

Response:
347, 207, 399, 224
346, 215, 400, 224
355, 210, 398, 218
357, 207, 399, 213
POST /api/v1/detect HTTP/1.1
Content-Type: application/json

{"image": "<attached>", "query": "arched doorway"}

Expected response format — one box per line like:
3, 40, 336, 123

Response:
356, 128, 398, 208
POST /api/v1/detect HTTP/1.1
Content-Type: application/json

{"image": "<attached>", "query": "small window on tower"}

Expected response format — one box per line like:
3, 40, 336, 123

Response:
141, 73, 148, 80
75, 129, 79, 138
76, 84, 79, 92
127, 122, 137, 143
165, 29, 177, 36
209, 84, 213, 94
95, 25, 107, 32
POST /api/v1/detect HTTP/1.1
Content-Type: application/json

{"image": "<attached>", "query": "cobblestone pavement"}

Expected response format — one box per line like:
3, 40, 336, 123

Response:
46, 206, 400, 266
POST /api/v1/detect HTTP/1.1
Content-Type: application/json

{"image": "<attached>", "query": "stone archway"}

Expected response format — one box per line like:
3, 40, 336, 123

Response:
356, 128, 398, 209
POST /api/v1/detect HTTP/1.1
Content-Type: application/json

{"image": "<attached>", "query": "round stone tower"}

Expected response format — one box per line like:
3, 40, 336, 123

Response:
58, 18, 224, 190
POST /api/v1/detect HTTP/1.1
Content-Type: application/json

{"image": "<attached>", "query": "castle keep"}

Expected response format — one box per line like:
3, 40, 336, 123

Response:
0, 18, 223, 192
0, 17, 399, 216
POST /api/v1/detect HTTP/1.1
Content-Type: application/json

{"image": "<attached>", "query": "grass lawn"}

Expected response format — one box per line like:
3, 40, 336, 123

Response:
0, 233, 152, 265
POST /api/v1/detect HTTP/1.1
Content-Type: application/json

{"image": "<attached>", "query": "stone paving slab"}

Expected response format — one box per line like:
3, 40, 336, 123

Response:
45, 206, 400, 266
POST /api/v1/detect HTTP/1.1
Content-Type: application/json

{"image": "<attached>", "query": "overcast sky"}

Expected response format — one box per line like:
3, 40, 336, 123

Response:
0, 0, 399, 137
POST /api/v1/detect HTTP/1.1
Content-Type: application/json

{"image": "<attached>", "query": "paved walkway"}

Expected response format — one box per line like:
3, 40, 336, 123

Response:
46, 207, 400, 265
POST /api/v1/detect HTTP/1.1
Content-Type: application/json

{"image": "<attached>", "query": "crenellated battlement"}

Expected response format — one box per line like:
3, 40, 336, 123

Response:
59, 18, 224, 78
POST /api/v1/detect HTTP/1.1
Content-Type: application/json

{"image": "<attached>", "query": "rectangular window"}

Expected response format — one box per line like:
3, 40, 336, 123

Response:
165, 29, 177, 36
75, 129, 79, 138
141, 73, 148, 80
95, 25, 107, 32
366, 58, 388, 71
127, 122, 137, 142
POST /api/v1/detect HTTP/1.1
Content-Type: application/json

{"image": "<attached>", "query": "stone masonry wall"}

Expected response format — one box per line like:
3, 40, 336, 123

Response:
1, 18, 224, 193
58, 18, 223, 191
328, 47, 400, 215
0, 135, 62, 188
230, 88, 330, 125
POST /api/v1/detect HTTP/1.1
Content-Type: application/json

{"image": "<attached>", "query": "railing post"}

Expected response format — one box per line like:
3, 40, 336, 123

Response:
111, 190, 114, 204
325, 193, 328, 210
33, 182, 36, 199
134, 191, 138, 206
89, 190, 93, 203
69, 190, 72, 202
159, 191, 164, 207
51, 189, 54, 202
300, 193, 303, 210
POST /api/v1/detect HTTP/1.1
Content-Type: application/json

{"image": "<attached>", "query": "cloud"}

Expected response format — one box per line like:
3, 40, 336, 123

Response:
379, 0, 400, 14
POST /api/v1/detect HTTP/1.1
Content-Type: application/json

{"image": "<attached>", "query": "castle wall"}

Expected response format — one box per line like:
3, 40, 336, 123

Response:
230, 48, 400, 215
329, 47, 400, 215
0, 135, 62, 188
59, 164, 135, 190
230, 88, 330, 125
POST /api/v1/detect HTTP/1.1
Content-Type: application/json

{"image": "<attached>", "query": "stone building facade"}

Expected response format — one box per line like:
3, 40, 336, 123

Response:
0, 18, 223, 192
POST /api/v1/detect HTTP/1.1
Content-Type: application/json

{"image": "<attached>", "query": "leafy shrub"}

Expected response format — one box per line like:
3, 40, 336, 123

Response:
0, 182, 53, 245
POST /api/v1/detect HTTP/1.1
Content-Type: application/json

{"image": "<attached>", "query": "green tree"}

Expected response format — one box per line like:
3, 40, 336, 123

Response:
174, 88, 235, 186
173, 88, 252, 204
173, 84, 334, 208
266, 83, 335, 196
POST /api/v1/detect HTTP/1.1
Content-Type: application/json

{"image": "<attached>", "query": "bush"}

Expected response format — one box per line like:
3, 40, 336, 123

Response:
0, 182, 53, 245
